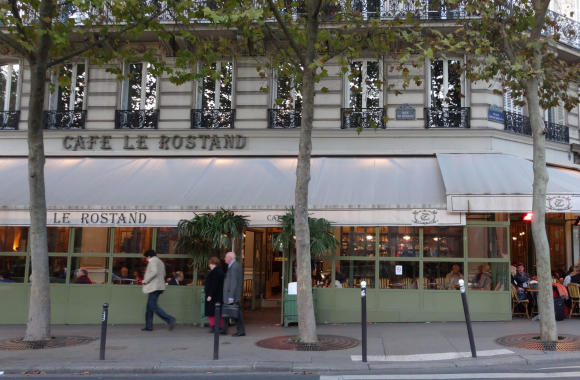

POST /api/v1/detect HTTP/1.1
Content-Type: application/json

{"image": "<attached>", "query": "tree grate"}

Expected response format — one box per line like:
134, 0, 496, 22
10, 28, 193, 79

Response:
255, 335, 359, 351
0, 336, 97, 350
496, 333, 580, 351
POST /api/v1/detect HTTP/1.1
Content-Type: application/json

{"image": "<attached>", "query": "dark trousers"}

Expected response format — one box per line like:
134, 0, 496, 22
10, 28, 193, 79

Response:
235, 308, 245, 334
145, 290, 174, 330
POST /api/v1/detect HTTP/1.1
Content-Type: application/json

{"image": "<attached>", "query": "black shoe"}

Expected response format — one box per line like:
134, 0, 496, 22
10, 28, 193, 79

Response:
141, 328, 153, 331
168, 318, 176, 331
232, 332, 246, 337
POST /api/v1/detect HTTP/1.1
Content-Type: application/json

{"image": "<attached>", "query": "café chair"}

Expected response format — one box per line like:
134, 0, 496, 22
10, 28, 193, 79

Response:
567, 283, 580, 318
511, 285, 530, 319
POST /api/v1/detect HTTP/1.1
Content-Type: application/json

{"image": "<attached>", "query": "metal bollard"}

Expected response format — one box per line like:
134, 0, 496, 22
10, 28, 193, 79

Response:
361, 281, 367, 363
213, 303, 221, 360
458, 279, 476, 358
99, 303, 109, 360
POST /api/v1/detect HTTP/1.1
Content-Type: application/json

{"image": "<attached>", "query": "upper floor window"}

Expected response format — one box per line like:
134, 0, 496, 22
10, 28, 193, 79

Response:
426, 58, 469, 128
116, 62, 159, 129
268, 69, 302, 128
342, 59, 384, 129
192, 61, 235, 129
0, 63, 20, 130
544, 104, 568, 143
45, 62, 87, 129
503, 89, 522, 115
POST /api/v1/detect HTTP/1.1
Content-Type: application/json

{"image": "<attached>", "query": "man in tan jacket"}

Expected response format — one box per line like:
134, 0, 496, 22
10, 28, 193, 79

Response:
142, 250, 176, 331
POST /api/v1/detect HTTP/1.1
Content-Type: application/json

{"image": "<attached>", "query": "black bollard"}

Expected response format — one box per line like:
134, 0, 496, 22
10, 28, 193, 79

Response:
213, 303, 221, 360
361, 280, 367, 363
458, 279, 476, 358
99, 303, 109, 360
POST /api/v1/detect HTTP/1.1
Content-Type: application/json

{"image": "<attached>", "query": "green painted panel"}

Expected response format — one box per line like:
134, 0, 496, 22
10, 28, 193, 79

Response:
422, 291, 463, 312
65, 285, 111, 324
0, 284, 28, 323
50, 285, 71, 324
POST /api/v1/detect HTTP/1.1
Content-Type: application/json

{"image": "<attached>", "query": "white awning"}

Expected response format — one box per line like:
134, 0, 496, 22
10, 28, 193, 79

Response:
0, 157, 463, 227
437, 153, 580, 212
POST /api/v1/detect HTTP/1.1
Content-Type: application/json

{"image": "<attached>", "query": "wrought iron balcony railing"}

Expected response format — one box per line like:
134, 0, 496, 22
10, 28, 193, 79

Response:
191, 109, 235, 129
114, 109, 159, 129
351, 0, 467, 20
268, 109, 301, 129
545, 10, 580, 50
43, 110, 87, 130
0, 111, 20, 130
341, 108, 386, 129
424, 107, 470, 128
503, 111, 569, 143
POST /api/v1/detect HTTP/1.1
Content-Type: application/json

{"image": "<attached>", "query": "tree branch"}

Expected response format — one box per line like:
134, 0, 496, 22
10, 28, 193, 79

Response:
9, 0, 28, 42
265, 0, 306, 66
0, 32, 30, 58
530, 0, 550, 40
262, 21, 302, 68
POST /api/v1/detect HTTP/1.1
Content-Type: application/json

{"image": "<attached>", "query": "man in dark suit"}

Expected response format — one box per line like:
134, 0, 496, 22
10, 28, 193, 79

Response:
223, 251, 245, 336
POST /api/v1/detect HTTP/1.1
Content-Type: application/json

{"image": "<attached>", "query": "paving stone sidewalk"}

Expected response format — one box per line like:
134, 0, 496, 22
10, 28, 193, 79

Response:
1, 319, 579, 375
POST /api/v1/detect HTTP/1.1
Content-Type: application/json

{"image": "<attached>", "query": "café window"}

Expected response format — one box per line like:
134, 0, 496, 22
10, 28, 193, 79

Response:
46, 62, 87, 129
114, 227, 153, 254
379, 261, 419, 289
423, 262, 464, 290
467, 262, 509, 291
467, 226, 508, 259
70, 257, 109, 284
0, 226, 28, 253
112, 257, 147, 285
378, 227, 418, 257
48, 227, 70, 253
423, 226, 464, 258
337, 260, 375, 288
156, 227, 181, 254
340, 226, 376, 257
73, 227, 110, 254
0, 255, 26, 283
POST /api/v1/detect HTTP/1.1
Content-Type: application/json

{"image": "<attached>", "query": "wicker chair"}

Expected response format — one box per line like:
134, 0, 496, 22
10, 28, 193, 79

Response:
511, 285, 530, 319
567, 283, 580, 318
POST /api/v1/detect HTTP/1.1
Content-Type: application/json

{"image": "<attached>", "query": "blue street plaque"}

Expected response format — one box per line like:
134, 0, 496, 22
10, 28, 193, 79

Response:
488, 105, 504, 124
396, 104, 416, 120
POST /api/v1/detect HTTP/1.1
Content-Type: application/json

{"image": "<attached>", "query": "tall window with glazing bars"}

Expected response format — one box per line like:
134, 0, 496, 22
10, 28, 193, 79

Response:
0, 63, 20, 130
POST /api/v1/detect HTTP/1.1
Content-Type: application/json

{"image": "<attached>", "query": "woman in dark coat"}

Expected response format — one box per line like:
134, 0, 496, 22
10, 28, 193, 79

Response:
204, 256, 225, 331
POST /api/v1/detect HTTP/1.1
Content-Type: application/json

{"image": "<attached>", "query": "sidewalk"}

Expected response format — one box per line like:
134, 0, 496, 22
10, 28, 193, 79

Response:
1, 319, 579, 375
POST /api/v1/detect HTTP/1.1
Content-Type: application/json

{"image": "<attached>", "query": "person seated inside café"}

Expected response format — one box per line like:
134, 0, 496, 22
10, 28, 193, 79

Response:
512, 263, 531, 300
74, 268, 92, 284
444, 264, 463, 289
471, 264, 492, 290
568, 265, 580, 285
0, 271, 14, 283
115, 266, 134, 284
168, 270, 185, 286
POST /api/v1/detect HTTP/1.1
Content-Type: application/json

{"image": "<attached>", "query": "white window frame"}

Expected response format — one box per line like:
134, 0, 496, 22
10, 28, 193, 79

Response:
196, 60, 235, 110
344, 58, 383, 109
426, 57, 466, 108
48, 60, 88, 112
545, 105, 566, 126
120, 61, 159, 110
272, 69, 302, 110
503, 88, 523, 115
0, 62, 22, 112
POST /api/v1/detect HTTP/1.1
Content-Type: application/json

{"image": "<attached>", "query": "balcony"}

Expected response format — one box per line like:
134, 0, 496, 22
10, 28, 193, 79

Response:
114, 110, 159, 129
191, 109, 235, 129
546, 10, 580, 50
43, 110, 87, 130
268, 109, 301, 129
341, 108, 386, 129
0, 111, 20, 130
503, 111, 569, 143
424, 107, 470, 128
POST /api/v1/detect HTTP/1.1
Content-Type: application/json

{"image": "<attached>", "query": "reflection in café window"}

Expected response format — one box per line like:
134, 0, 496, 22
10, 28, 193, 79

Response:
0, 227, 28, 252
163, 258, 194, 285
423, 262, 464, 290
340, 227, 376, 257
337, 260, 375, 288
73, 227, 110, 253
0, 256, 26, 283
70, 257, 109, 284
114, 227, 153, 253
379, 261, 419, 289
467, 227, 508, 259
29, 256, 67, 283
378, 227, 419, 257
156, 227, 182, 254
48, 227, 69, 253
112, 257, 147, 285
467, 262, 508, 291
423, 227, 463, 258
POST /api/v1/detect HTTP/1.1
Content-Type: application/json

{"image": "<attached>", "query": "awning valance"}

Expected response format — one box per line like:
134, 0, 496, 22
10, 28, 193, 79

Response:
437, 153, 580, 212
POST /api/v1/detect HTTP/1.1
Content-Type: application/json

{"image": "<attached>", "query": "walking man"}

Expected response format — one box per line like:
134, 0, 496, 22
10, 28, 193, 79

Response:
223, 251, 245, 336
142, 249, 176, 331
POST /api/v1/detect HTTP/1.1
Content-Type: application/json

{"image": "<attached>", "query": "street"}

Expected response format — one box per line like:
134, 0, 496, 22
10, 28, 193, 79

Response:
3, 365, 580, 380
